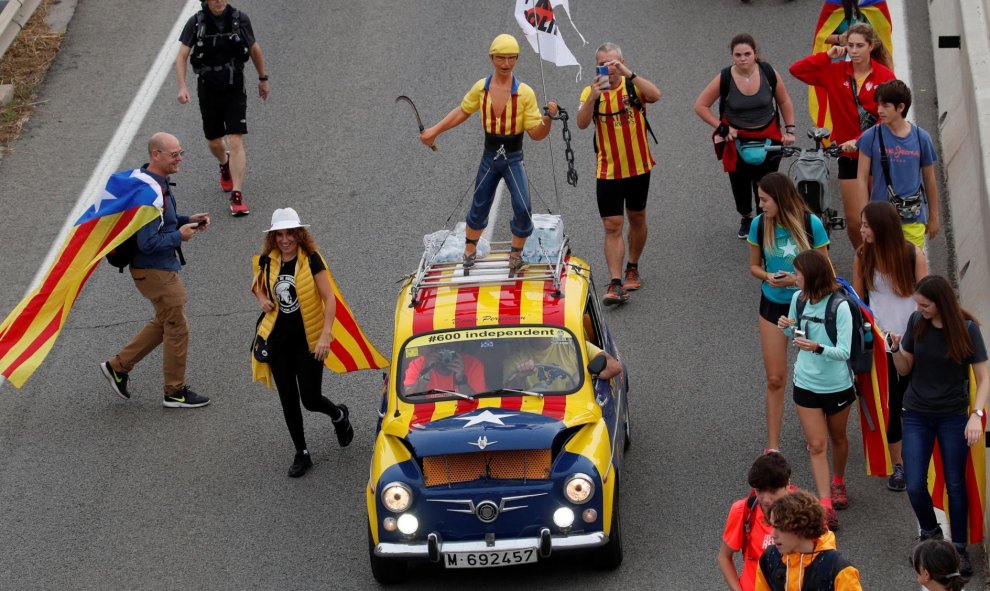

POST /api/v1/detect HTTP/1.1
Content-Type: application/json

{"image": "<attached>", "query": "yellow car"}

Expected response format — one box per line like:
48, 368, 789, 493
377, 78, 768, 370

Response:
366, 245, 630, 583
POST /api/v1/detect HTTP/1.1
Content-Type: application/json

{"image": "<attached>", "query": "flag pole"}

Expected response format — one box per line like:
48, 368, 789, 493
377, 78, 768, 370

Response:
534, 25, 561, 212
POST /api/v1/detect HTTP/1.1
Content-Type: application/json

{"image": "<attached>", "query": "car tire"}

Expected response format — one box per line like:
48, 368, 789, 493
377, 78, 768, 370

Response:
368, 523, 407, 584
593, 474, 623, 570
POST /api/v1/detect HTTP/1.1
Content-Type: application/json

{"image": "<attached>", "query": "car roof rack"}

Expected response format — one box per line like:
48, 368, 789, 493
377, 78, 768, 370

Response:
407, 236, 570, 307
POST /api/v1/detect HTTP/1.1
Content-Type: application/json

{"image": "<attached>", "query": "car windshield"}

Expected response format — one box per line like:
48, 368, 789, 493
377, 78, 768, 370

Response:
398, 326, 583, 401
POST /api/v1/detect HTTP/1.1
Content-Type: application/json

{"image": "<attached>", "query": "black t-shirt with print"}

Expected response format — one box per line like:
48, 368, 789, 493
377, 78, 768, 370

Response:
268, 253, 325, 350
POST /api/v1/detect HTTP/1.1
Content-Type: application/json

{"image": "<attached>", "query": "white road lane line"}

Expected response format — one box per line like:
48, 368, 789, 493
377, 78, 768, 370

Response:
27, 0, 201, 294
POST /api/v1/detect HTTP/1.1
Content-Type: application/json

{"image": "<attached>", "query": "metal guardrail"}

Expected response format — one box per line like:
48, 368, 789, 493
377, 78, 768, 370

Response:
0, 0, 44, 65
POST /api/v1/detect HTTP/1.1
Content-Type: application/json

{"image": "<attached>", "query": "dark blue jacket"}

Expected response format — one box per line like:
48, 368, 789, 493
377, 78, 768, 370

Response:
132, 167, 189, 271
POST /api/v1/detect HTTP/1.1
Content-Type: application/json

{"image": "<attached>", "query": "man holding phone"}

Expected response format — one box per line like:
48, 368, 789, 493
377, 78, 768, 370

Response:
576, 42, 662, 306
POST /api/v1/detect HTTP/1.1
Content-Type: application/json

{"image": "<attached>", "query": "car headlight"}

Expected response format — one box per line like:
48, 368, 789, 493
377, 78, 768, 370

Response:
381, 482, 413, 512
564, 473, 595, 504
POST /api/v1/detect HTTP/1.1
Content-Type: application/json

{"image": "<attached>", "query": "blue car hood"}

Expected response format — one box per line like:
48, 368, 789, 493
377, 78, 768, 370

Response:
406, 409, 565, 457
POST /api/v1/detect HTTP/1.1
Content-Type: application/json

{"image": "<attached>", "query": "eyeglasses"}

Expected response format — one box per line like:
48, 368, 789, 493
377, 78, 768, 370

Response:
156, 149, 185, 158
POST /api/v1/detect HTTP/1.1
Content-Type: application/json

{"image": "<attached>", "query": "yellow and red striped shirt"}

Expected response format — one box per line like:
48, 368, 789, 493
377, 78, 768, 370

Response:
580, 78, 656, 180
461, 75, 543, 136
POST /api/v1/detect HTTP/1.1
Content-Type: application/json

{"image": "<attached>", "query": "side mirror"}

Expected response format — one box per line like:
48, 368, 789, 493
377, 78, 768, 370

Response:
587, 354, 607, 377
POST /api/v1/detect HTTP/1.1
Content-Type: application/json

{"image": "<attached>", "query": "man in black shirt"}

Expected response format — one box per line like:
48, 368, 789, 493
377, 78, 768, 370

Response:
176, 0, 269, 217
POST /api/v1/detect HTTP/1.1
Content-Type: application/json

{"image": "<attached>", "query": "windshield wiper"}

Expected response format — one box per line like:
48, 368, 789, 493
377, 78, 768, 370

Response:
404, 388, 475, 401
477, 388, 544, 399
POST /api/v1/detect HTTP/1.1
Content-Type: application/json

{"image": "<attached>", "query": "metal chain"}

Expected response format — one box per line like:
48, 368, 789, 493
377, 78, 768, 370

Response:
546, 106, 578, 187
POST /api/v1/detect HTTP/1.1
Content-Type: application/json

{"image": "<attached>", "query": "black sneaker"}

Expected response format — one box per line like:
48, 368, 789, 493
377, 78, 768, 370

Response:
333, 404, 354, 448
887, 463, 906, 491
288, 450, 312, 478
163, 386, 210, 408
917, 525, 944, 542
99, 361, 130, 399
738, 216, 753, 239
957, 547, 973, 577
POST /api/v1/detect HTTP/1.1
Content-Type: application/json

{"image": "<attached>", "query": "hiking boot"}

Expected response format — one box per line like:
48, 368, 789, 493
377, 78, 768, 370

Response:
333, 404, 354, 448
830, 482, 849, 510
163, 386, 210, 408
738, 216, 753, 239
219, 155, 233, 192
957, 547, 973, 577
887, 463, 906, 492
229, 191, 249, 217
825, 507, 840, 531
602, 282, 629, 307
916, 525, 944, 542
622, 266, 641, 291
288, 450, 312, 478
99, 361, 130, 400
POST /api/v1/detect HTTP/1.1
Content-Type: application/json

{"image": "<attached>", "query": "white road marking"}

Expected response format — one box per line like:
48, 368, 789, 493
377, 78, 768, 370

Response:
27, 0, 201, 294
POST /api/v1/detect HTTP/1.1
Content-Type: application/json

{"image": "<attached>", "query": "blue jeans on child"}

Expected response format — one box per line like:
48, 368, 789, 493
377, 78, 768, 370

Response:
467, 148, 533, 238
902, 410, 970, 544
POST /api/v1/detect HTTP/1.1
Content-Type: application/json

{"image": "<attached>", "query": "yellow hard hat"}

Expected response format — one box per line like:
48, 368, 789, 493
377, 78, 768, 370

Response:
489, 34, 520, 56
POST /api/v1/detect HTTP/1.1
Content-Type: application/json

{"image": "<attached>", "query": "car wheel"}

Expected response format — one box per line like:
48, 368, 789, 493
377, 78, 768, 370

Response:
368, 523, 407, 584
593, 474, 623, 570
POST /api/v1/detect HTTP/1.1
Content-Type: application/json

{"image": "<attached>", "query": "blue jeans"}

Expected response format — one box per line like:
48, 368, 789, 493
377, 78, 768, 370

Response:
902, 410, 970, 544
466, 149, 533, 238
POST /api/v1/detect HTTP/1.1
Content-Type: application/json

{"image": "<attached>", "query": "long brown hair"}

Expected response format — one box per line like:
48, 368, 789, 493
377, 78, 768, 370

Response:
260, 227, 319, 258
793, 250, 837, 304
847, 23, 893, 70
857, 201, 916, 297
758, 173, 812, 255
912, 276, 979, 364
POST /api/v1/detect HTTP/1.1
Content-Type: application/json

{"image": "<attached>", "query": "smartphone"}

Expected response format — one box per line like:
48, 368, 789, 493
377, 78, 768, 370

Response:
596, 65, 610, 90
196, 219, 207, 227
773, 271, 788, 280
885, 332, 895, 349
793, 329, 807, 339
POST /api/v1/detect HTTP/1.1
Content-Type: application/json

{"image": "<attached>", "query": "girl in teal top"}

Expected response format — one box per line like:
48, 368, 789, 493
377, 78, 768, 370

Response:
777, 249, 854, 531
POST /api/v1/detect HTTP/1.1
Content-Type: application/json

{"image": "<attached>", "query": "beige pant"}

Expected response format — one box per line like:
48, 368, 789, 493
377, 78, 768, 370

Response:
110, 268, 188, 394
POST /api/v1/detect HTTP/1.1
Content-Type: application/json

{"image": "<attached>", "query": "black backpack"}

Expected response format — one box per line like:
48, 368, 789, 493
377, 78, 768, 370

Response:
592, 77, 658, 153
759, 546, 849, 591
794, 278, 874, 375
106, 236, 139, 273
190, 5, 250, 72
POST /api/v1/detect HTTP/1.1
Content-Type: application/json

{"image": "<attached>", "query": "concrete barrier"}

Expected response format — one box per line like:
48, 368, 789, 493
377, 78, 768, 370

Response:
927, 0, 990, 557
0, 0, 43, 62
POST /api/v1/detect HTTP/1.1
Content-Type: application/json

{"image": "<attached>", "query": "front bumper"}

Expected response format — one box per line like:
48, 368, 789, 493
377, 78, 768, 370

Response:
375, 528, 607, 560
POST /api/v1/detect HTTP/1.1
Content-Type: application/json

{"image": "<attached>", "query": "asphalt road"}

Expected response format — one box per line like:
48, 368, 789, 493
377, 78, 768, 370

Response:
0, 1, 980, 589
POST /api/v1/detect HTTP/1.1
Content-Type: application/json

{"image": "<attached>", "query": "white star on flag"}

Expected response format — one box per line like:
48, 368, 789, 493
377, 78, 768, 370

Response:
88, 188, 118, 214
454, 410, 518, 428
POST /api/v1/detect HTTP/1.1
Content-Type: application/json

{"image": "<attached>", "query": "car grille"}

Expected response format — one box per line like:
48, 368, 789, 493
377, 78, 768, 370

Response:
422, 449, 551, 487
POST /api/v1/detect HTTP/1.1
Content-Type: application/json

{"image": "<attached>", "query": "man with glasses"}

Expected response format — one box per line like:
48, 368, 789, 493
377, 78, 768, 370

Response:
99, 132, 212, 409
176, 0, 269, 217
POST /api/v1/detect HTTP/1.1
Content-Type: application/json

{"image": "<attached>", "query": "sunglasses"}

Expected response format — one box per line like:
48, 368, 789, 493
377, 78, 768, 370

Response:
156, 149, 185, 159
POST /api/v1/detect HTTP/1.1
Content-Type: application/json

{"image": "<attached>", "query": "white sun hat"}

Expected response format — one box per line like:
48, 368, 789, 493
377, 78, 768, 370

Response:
265, 208, 310, 233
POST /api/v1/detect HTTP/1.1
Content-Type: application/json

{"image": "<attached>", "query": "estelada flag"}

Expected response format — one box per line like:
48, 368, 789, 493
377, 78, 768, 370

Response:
0, 169, 165, 388
250, 252, 387, 389
808, 1, 893, 133
927, 367, 987, 544
514, 0, 588, 81
855, 306, 893, 477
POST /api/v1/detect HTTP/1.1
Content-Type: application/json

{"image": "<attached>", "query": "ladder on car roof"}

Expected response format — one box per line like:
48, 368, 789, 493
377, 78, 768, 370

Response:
407, 237, 570, 307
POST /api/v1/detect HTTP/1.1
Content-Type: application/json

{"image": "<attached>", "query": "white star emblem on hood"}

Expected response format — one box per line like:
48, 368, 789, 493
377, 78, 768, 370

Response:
453, 410, 518, 428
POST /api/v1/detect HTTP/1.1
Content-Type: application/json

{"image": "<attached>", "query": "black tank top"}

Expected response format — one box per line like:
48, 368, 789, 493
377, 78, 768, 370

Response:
725, 68, 775, 129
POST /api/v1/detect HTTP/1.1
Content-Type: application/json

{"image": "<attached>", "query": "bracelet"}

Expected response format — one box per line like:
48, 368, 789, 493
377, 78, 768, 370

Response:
628, 72, 637, 81
259, 75, 269, 81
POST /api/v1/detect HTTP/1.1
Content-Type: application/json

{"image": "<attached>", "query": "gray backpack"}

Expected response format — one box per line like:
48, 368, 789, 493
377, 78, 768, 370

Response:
790, 151, 831, 214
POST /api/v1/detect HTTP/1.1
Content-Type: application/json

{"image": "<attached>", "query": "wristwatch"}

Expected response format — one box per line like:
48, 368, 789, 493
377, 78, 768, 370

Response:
814, 344, 825, 355
974, 409, 985, 418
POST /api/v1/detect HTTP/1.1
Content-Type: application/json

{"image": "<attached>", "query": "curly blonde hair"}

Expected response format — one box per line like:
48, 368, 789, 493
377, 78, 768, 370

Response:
768, 489, 826, 539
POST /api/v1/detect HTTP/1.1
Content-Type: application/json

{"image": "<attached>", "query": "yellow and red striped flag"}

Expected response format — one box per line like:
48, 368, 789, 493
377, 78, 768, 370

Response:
809, 1, 894, 135
855, 309, 893, 477
0, 169, 165, 388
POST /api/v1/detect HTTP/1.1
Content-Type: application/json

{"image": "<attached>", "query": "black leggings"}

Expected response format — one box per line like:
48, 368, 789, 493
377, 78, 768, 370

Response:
271, 339, 339, 452
727, 151, 782, 217
886, 352, 908, 445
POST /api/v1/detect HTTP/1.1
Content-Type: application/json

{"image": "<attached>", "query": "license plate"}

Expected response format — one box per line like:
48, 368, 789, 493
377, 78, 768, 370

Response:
444, 548, 537, 569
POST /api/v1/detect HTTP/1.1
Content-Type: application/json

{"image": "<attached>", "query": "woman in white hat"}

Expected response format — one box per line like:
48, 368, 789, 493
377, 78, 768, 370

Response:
251, 208, 353, 478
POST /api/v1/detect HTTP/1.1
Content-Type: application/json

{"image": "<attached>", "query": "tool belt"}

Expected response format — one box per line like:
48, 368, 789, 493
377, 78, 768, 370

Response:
484, 132, 524, 153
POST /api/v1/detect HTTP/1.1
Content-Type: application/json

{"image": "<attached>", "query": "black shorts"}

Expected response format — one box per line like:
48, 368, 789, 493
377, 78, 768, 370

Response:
596, 170, 651, 218
793, 385, 857, 415
197, 79, 248, 140
836, 156, 858, 180
759, 294, 791, 324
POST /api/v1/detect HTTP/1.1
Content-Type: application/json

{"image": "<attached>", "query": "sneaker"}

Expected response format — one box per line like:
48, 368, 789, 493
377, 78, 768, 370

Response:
602, 282, 629, 307
219, 156, 233, 192
763, 448, 780, 455
825, 507, 840, 531
99, 361, 130, 400
288, 450, 312, 478
163, 386, 210, 408
916, 525, 944, 542
333, 404, 354, 448
229, 191, 249, 217
622, 266, 641, 291
957, 548, 973, 577
887, 464, 906, 492
738, 216, 753, 239
831, 482, 849, 510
